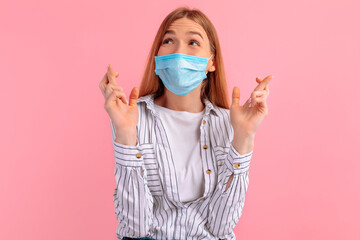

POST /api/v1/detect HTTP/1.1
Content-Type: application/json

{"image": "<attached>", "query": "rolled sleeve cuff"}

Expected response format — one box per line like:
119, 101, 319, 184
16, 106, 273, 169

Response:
112, 140, 153, 167
224, 144, 253, 175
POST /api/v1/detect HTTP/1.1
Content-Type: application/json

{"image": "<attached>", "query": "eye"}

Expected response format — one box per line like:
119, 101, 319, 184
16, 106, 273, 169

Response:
162, 38, 173, 44
189, 40, 200, 46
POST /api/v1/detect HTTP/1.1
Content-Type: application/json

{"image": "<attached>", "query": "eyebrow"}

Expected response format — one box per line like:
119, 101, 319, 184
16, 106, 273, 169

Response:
164, 29, 203, 40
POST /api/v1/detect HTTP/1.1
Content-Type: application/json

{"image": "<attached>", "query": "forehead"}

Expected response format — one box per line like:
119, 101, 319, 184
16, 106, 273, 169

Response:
166, 18, 206, 37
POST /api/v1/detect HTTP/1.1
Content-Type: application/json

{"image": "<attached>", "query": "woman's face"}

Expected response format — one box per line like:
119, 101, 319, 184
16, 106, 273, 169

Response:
157, 17, 215, 73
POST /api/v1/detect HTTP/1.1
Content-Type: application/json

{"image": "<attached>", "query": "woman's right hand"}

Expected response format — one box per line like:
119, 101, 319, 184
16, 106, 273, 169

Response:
99, 64, 139, 145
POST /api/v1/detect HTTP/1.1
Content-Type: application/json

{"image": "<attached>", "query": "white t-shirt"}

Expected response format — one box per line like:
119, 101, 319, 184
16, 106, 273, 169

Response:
153, 103, 206, 203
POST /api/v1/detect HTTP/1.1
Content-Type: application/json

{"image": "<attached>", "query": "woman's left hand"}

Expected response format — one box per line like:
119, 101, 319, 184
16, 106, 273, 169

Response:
230, 75, 272, 137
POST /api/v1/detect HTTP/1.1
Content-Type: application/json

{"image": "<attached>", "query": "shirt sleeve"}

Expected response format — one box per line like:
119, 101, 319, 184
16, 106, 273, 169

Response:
110, 119, 155, 238
206, 143, 253, 239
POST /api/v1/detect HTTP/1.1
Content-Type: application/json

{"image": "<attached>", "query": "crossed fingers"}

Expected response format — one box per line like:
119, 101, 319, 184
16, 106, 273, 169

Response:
243, 75, 272, 108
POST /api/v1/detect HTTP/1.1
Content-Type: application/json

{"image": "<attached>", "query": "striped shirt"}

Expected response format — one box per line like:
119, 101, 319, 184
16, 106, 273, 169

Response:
110, 93, 253, 240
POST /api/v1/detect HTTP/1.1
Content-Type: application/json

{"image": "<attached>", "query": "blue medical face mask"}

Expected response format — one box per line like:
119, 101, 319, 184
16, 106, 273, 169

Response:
154, 53, 213, 96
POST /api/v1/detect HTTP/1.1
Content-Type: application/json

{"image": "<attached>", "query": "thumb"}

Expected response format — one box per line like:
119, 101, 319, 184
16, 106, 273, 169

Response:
128, 87, 139, 106
232, 86, 240, 106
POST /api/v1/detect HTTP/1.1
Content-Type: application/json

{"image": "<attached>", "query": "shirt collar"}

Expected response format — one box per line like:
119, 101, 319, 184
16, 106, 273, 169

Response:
137, 93, 220, 117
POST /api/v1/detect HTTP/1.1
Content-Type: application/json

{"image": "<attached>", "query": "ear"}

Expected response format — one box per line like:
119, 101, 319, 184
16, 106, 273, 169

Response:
209, 55, 216, 72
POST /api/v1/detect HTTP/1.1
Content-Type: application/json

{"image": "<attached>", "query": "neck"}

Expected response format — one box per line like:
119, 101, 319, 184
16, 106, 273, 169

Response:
154, 88, 205, 113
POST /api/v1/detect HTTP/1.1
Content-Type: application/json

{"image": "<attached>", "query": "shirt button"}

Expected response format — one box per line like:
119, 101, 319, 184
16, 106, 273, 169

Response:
203, 144, 208, 149
202, 119, 206, 124
200, 197, 205, 200
234, 163, 240, 168
206, 169, 211, 174
136, 153, 142, 158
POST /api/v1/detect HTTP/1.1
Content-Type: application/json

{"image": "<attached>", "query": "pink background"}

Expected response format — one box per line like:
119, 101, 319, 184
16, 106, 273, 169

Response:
1, 0, 359, 239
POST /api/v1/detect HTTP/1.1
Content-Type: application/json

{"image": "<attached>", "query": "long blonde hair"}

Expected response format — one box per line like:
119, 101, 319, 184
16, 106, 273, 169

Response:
139, 6, 230, 109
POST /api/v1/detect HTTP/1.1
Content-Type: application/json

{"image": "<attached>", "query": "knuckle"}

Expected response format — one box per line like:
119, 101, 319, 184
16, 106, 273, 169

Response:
105, 90, 113, 99
105, 84, 112, 93
108, 83, 122, 91
113, 85, 122, 91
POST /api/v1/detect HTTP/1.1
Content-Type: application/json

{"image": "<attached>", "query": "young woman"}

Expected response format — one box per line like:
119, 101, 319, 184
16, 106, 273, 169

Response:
99, 7, 272, 240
